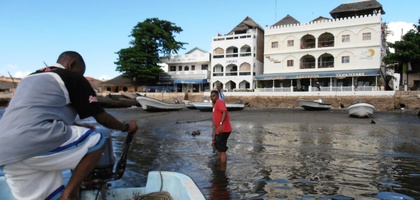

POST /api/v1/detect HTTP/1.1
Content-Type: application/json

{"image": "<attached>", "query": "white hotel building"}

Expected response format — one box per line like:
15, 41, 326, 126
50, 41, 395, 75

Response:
209, 16, 264, 92
256, 0, 398, 93
160, 48, 210, 92
160, 0, 399, 96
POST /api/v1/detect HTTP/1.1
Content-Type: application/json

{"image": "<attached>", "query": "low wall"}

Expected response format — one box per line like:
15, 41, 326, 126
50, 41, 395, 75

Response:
4, 90, 415, 111
137, 91, 420, 111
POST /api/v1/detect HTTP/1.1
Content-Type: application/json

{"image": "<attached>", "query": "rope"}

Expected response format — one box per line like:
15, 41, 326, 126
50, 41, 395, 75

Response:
130, 191, 172, 200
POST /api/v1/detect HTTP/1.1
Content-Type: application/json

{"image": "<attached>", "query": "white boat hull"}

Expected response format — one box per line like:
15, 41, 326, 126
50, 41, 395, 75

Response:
297, 99, 331, 110
136, 96, 184, 111
0, 171, 205, 200
190, 102, 245, 112
348, 102, 376, 118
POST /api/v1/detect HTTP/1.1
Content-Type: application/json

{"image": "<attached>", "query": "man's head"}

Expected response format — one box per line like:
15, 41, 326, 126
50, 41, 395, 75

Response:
216, 83, 222, 91
57, 51, 86, 75
210, 90, 219, 103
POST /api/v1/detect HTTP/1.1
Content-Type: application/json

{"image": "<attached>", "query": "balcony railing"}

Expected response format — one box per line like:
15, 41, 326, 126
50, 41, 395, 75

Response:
300, 62, 316, 69
226, 72, 238, 76
213, 72, 224, 76
239, 72, 251, 76
318, 61, 334, 68
226, 53, 238, 58
240, 52, 251, 57
255, 85, 380, 93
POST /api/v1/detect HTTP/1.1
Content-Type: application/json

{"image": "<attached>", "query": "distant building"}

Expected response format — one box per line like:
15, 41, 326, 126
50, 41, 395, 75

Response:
97, 75, 142, 93
257, 0, 392, 92
210, 16, 265, 92
160, 47, 211, 92
0, 77, 20, 92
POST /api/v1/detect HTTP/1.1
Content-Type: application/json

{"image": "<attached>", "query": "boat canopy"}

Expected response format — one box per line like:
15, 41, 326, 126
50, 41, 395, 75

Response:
255, 69, 379, 80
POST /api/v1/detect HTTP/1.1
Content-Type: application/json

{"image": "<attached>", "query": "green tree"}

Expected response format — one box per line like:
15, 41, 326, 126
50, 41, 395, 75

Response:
115, 18, 187, 84
383, 19, 420, 78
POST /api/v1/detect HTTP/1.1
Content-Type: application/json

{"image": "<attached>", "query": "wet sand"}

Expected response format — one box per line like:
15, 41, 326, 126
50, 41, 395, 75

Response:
95, 107, 420, 199
111, 107, 420, 131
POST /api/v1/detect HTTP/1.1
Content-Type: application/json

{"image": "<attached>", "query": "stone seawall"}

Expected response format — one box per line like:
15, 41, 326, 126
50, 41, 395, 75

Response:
2, 91, 419, 111
139, 91, 420, 111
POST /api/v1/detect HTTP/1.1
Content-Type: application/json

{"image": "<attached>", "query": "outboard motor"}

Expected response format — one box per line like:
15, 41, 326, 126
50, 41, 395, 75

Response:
80, 127, 134, 190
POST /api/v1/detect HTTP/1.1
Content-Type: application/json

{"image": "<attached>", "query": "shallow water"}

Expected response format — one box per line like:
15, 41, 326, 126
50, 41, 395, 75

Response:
1, 107, 420, 199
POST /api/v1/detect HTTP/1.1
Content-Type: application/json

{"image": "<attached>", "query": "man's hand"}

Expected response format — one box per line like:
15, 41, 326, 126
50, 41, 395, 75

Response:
126, 120, 138, 134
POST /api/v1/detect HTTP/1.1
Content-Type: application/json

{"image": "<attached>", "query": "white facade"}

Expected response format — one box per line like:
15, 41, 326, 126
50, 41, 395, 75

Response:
160, 48, 210, 92
264, 13, 383, 74
210, 27, 264, 92
257, 13, 386, 92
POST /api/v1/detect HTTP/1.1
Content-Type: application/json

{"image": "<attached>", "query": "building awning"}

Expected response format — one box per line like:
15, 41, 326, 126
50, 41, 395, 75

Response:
255, 69, 380, 80
174, 79, 208, 84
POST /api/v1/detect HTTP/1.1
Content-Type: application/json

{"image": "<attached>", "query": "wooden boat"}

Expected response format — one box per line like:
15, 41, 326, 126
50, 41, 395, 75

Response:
348, 101, 376, 118
0, 171, 205, 200
136, 95, 184, 111
297, 99, 332, 110
190, 101, 245, 112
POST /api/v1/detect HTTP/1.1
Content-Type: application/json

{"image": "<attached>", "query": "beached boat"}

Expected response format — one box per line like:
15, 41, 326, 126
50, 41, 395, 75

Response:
348, 101, 376, 118
136, 95, 184, 111
297, 99, 332, 110
190, 101, 245, 112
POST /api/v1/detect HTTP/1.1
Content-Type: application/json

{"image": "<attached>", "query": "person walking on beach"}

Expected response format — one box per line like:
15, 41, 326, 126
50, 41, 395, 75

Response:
210, 90, 232, 165
0, 51, 138, 200
216, 82, 225, 101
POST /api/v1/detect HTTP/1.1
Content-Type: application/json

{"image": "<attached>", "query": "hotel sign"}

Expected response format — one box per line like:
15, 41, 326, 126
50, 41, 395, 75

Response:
296, 74, 320, 78
336, 72, 365, 77
256, 69, 378, 80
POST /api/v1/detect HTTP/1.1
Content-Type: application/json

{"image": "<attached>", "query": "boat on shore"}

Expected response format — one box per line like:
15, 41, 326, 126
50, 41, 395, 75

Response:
297, 99, 332, 110
348, 101, 376, 118
136, 95, 184, 111
190, 101, 245, 112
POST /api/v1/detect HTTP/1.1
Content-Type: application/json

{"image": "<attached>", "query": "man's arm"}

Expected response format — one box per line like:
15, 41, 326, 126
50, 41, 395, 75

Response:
93, 111, 138, 134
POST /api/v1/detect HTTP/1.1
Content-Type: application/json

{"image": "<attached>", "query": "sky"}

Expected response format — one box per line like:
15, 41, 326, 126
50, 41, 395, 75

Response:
1, 0, 418, 80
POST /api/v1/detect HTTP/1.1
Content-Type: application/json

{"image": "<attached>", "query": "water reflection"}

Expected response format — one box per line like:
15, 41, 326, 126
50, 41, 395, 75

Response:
208, 157, 231, 200
3, 107, 419, 199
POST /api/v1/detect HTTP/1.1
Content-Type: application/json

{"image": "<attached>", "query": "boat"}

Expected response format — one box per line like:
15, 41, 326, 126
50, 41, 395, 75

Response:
348, 101, 376, 118
136, 95, 184, 111
0, 171, 205, 200
297, 99, 332, 110
0, 128, 205, 200
183, 100, 197, 110
190, 101, 245, 112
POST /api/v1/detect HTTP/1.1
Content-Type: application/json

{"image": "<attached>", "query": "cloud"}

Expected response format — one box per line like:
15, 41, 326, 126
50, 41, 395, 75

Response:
98, 75, 111, 81
14, 71, 31, 78
386, 21, 415, 43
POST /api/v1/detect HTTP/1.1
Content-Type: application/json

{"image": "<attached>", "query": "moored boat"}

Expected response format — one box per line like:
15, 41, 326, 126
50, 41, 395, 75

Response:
190, 101, 245, 112
297, 99, 332, 110
348, 101, 376, 118
136, 95, 184, 111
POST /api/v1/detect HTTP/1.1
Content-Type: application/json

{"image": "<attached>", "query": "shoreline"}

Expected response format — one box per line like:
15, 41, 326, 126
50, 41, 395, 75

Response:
1, 91, 419, 113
